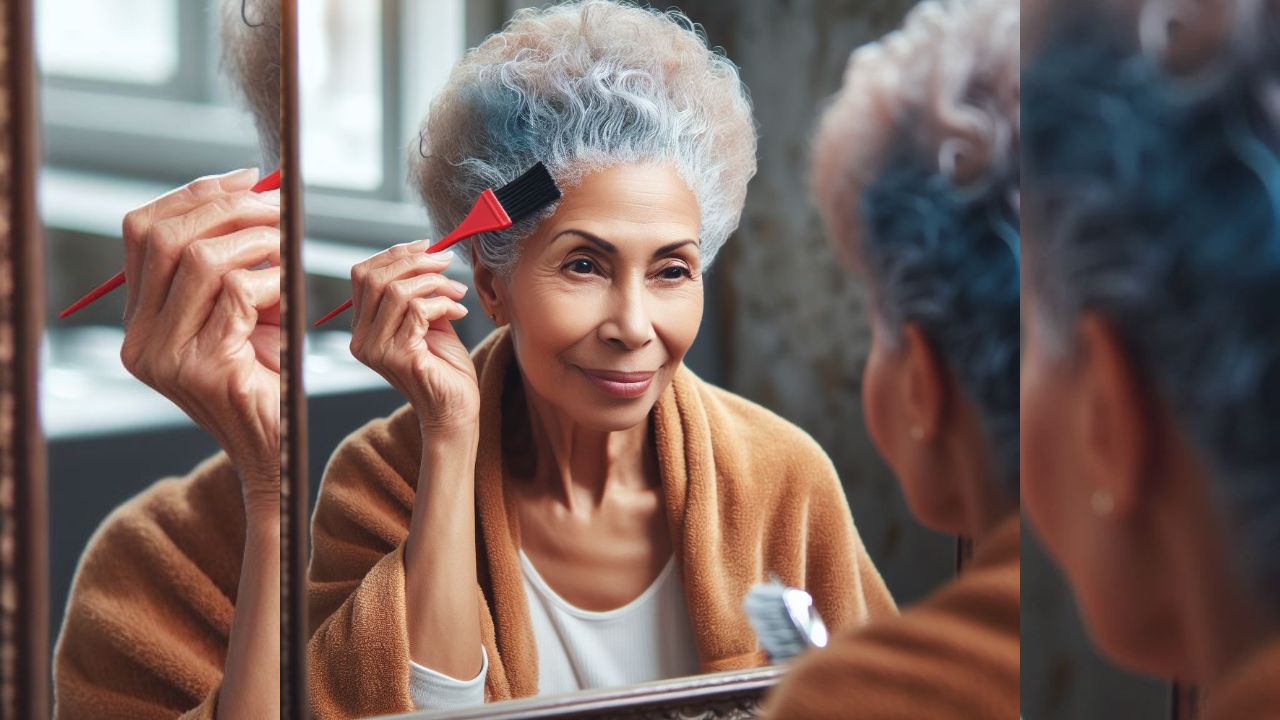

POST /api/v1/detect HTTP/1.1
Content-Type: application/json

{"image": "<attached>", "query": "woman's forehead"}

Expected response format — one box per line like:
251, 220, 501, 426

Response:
535, 164, 701, 246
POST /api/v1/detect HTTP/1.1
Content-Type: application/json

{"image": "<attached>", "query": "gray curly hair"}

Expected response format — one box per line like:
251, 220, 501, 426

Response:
410, 0, 757, 277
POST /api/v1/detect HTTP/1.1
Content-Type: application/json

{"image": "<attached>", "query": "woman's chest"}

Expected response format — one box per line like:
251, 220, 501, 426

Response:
515, 490, 674, 612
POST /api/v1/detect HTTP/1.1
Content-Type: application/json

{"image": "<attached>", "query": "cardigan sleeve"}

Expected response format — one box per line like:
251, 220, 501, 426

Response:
801, 448, 898, 632
761, 519, 1020, 719
52, 454, 242, 720
308, 405, 518, 718
307, 416, 420, 720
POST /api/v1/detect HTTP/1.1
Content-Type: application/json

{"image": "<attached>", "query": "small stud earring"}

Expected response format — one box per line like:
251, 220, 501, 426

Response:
1090, 489, 1115, 517
910, 426, 924, 441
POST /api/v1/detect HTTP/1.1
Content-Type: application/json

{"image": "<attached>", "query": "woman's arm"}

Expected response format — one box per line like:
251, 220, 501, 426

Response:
326, 239, 485, 708
404, 426, 484, 679
111, 167, 283, 718
307, 411, 497, 718
216, 492, 280, 719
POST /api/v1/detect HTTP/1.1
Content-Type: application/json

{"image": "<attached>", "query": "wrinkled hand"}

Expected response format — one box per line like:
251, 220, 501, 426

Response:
118, 167, 281, 514
348, 240, 479, 436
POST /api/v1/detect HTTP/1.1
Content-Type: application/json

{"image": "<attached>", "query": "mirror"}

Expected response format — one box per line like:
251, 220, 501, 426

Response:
36, 0, 291, 717
300, 2, 958, 718
1, 0, 48, 716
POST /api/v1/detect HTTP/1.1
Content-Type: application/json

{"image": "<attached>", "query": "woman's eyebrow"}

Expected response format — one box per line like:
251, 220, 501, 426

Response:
553, 229, 617, 253
552, 230, 698, 258
653, 239, 698, 257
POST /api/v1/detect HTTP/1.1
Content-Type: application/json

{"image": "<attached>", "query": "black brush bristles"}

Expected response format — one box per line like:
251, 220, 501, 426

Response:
493, 162, 561, 222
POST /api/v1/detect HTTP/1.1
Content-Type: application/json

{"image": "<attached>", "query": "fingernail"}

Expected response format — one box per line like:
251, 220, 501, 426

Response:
228, 167, 261, 183
450, 280, 468, 294
431, 250, 455, 261
257, 189, 281, 206
456, 303, 470, 316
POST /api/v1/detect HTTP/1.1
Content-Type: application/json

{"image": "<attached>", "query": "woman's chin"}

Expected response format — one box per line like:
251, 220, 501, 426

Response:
558, 379, 665, 432
561, 400, 658, 434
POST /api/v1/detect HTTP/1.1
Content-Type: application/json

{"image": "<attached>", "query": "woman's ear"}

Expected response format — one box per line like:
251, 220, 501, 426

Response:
900, 323, 946, 442
468, 246, 504, 324
1073, 312, 1150, 519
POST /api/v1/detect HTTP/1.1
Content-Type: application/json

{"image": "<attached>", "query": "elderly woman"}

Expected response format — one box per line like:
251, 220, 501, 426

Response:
52, 2, 281, 718
305, 1, 896, 717
761, 0, 1021, 717
1020, 1, 1279, 717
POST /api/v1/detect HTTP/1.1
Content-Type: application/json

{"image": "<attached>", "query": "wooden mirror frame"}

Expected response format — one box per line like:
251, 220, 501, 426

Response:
381, 666, 787, 720
0, 0, 47, 716
280, 0, 308, 716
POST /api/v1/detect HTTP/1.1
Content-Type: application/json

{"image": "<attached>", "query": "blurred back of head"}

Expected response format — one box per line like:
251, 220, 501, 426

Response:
811, 0, 1021, 499
220, 0, 282, 167
1024, 0, 1280, 604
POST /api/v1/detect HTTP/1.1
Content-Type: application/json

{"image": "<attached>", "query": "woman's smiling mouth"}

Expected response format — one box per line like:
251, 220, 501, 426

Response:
576, 366, 657, 398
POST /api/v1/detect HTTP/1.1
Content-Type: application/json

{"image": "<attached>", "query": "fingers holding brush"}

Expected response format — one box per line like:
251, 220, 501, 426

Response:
159, 225, 282, 343
350, 240, 446, 329
366, 272, 468, 350
121, 167, 267, 322
130, 189, 280, 326
348, 244, 478, 431
186, 263, 283, 480
117, 167, 282, 488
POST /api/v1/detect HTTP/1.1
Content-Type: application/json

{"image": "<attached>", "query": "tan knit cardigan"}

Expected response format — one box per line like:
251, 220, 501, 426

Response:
54, 452, 242, 720
762, 514, 1021, 719
307, 326, 896, 719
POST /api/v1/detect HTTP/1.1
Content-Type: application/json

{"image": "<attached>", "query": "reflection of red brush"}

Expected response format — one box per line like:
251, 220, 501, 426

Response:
58, 168, 282, 320
313, 162, 561, 327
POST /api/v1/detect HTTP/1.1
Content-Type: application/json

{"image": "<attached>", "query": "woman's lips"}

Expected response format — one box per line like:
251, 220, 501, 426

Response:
577, 367, 656, 399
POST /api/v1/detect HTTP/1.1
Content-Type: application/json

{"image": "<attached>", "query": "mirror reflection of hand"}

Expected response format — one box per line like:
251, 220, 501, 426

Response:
118, 167, 282, 513
348, 241, 478, 436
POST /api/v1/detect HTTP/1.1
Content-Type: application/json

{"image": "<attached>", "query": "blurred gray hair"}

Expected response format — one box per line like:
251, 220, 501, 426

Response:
1024, 0, 1280, 602
811, 0, 1021, 496
411, 0, 757, 277
812, 0, 1019, 270
219, 0, 281, 167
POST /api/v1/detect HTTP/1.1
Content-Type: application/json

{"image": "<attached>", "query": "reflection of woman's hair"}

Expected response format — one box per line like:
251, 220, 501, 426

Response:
812, 0, 1021, 497
1024, 2, 1280, 602
412, 0, 757, 276
220, 0, 281, 164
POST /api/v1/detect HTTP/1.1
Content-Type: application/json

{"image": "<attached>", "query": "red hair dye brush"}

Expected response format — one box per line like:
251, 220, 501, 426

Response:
313, 162, 561, 327
58, 168, 282, 320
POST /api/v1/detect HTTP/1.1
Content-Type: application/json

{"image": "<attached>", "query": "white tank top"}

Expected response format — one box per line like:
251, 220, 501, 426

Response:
518, 548, 701, 695
408, 550, 702, 711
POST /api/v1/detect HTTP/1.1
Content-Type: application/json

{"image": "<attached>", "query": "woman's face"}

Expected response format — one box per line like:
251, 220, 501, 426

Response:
482, 162, 704, 432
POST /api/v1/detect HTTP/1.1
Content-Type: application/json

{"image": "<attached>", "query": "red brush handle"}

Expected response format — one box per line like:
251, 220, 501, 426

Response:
58, 168, 282, 320
313, 188, 512, 327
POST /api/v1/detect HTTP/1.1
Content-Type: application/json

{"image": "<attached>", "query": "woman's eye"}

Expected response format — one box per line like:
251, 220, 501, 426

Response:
567, 258, 595, 275
659, 265, 691, 280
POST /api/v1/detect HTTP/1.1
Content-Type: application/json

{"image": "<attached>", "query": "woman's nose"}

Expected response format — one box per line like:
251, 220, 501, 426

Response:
599, 282, 654, 351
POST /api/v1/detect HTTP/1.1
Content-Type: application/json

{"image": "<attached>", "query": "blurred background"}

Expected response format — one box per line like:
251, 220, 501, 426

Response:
36, 0, 256, 681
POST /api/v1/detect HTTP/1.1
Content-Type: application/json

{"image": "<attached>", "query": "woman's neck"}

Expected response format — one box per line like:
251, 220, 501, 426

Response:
509, 370, 655, 514
1157, 449, 1279, 685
